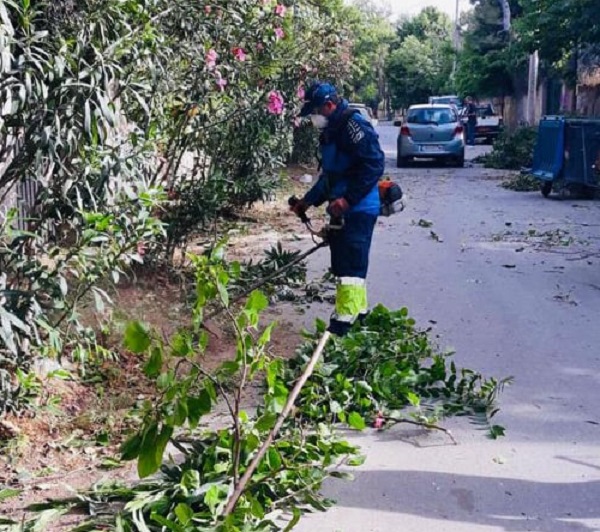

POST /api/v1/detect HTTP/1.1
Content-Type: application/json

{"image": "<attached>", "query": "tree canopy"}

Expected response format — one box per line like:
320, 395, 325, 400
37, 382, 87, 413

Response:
385, 7, 455, 110
455, 0, 526, 99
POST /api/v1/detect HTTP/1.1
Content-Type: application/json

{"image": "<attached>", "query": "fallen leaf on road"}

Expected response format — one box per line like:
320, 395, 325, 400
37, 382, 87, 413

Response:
430, 231, 443, 242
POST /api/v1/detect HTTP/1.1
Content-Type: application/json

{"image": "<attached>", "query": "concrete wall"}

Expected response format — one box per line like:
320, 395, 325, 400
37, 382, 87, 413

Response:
577, 85, 600, 116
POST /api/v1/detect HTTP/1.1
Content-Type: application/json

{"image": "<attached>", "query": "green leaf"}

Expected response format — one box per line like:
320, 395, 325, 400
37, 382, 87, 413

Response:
172, 399, 188, 426
204, 484, 226, 516
255, 412, 277, 432
347, 454, 367, 466
246, 290, 268, 313
47, 369, 73, 381
249, 494, 265, 519
99, 457, 123, 470
150, 513, 186, 532
347, 412, 366, 430
406, 392, 420, 407
180, 470, 200, 495
0, 489, 21, 502
258, 322, 276, 347
217, 282, 229, 307
329, 471, 354, 480
143, 347, 162, 378
137, 423, 159, 478
489, 425, 506, 439
267, 448, 282, 470
174, 503, 194, 525
283, 508, 302, 531
120, 433, 142, 461
187, 389, 212, 429
204, 380, 217, 402
171, 331, 192, 357
124, 321, 151, 353
266, 360, 281, 391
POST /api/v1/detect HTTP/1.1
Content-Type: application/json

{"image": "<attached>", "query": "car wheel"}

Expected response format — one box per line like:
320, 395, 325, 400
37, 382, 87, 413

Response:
397, 156, 410, 168
454, 153, 465, 167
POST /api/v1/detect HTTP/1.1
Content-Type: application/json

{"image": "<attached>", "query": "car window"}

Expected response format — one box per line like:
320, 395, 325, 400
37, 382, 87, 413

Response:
477, 105, 494, 117
407, 108, 456, 125
431, 97, 461, 107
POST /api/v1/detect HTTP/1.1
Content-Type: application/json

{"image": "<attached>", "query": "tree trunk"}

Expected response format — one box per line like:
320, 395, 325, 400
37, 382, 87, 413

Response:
498, 0, 511, 32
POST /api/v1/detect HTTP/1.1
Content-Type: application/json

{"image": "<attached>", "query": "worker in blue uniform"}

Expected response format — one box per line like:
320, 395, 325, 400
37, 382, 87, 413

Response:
291, 81, 385, 336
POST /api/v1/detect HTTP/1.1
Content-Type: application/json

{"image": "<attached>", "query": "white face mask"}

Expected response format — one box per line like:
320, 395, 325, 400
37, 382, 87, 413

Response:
310, 114, 329, 129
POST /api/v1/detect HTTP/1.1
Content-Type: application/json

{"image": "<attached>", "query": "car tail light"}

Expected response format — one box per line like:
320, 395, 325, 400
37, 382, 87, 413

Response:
454, 125, 463, 137
400, 126, 411, 136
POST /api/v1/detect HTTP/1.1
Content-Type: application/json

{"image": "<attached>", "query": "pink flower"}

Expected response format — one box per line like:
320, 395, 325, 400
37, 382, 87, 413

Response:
293, 117, 302, 128
216, 77, 228, 91
232, 47, 247, 61
257, 43, 265, 51
205, 49, 218, 70
204, 5, 211, 14
275, 4, 286, 16
274, 27, 285, 40
373, 413, 385, 429
267, 90, 285, 115
296, 86, 305, 99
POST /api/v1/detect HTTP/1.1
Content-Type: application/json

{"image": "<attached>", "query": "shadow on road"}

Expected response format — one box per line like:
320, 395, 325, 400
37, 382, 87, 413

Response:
335, 469, 600, 531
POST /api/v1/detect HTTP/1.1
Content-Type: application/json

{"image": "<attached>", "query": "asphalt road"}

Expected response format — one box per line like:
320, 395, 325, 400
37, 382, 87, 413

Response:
295, 124, 600, 532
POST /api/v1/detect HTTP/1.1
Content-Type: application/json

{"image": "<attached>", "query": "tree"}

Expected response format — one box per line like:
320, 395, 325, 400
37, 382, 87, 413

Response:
385, 7, 454, 110
455, 0, 526, 99
343, 1, 395, 113
517, 0, 600, 81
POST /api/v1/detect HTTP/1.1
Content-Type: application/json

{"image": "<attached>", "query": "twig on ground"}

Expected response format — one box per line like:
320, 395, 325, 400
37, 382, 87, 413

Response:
383, 416, 458, 445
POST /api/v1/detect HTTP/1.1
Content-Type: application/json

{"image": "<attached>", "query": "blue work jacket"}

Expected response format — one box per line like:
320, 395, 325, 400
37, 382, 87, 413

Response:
303, 100, 384, 216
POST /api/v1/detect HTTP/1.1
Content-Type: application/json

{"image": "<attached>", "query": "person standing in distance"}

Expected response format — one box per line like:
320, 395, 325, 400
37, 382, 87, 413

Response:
465, 96, 478, 146
291, 82, 385, 336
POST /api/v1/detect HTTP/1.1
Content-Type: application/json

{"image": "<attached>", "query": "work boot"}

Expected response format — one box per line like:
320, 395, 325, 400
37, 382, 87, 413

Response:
327, 319, 352, 337
357, 311, 370, 325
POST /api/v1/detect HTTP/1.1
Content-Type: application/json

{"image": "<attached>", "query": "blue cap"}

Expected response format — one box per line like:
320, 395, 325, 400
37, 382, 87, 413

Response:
299, 82, 338, 117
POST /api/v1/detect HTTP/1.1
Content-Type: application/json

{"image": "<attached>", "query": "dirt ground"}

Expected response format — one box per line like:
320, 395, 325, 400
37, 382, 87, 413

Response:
0, 166, 320, 527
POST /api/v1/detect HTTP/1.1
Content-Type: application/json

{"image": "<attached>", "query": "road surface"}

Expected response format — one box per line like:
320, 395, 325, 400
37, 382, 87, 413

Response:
295, 124, 600, 532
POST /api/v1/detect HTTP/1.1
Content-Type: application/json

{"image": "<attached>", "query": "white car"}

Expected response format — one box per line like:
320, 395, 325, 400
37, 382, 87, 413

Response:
348, 103, 378, 127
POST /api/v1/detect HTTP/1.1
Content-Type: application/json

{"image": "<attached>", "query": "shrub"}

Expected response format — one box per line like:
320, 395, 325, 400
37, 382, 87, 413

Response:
480, 126, 538, 170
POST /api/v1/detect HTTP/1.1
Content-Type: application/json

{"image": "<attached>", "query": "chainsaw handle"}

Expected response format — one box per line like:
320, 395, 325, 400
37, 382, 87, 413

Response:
288, 196, 310, 224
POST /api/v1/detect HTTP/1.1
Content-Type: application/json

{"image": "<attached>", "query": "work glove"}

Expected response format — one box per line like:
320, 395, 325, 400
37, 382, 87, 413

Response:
289, 198, 308, 217
327, 197, 349, 218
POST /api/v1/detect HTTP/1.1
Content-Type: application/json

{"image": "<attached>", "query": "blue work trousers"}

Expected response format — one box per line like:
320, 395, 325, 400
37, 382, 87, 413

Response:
327, 212, 377, 336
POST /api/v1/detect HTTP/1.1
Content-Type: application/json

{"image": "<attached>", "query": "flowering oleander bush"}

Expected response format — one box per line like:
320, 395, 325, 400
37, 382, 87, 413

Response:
0, 0, 354, 411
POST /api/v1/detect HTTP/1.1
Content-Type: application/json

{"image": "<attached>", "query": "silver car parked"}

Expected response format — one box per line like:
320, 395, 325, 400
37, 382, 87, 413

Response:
396, 104, 465, 167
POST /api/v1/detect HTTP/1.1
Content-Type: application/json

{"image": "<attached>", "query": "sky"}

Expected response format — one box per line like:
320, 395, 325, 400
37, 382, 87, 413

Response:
384, 0, 467, 20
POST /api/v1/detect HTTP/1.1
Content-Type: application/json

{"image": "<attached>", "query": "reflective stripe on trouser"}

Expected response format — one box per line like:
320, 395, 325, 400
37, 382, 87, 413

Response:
332, 277, 368, 324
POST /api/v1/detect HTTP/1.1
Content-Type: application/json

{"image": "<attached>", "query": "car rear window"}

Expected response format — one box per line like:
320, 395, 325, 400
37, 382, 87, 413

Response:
407, 108, 457, 125
476, 105, 495, 117
431, 97, 461, 107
